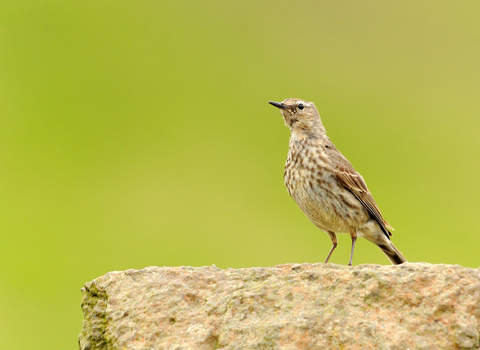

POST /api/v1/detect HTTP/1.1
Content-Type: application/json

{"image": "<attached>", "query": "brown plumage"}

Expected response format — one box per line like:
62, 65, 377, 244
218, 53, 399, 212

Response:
270, 98, 406, 265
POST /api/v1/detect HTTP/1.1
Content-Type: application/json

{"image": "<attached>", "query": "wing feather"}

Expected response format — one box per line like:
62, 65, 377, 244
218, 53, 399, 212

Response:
327, 143, 393, 237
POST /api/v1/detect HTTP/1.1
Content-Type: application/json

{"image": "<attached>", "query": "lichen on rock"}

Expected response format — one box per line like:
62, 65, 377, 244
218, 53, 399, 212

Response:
78, 263, 480, 349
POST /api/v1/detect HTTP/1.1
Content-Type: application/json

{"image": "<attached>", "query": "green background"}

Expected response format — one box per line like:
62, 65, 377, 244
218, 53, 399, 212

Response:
1, 1, 479, 348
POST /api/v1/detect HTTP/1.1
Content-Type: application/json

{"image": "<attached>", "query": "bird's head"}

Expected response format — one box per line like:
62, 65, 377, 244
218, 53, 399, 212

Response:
269, 98, 325, 139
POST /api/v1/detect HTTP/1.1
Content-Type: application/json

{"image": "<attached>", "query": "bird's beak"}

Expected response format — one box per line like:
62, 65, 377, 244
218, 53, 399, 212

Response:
269, 101, 287, 110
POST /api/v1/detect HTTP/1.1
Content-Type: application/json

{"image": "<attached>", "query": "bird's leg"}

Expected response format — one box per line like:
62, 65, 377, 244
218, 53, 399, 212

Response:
348, 229, 357, 266
324, 231, 338, 263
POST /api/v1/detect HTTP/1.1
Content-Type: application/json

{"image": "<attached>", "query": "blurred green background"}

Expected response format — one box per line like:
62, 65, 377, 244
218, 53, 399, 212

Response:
1, 0, 479, 348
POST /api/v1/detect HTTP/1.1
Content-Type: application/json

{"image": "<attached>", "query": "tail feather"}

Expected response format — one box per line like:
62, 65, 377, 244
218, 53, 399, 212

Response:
377, 241, 407, 265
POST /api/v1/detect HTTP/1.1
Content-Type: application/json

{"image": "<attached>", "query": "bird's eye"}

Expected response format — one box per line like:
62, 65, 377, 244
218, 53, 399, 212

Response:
298, 103, 304, 110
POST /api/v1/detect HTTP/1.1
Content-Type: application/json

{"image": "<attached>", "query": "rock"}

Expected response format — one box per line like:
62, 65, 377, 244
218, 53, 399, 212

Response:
79, 263, 480, 350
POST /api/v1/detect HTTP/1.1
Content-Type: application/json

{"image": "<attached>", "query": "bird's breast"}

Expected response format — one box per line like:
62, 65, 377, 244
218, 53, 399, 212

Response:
284, 146, 367, 233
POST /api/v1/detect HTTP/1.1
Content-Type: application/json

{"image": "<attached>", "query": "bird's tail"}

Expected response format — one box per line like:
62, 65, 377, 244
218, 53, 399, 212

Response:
376, 241, 407, 265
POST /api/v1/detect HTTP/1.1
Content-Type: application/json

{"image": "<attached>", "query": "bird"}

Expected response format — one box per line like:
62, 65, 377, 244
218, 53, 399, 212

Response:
269, 98, 406, 266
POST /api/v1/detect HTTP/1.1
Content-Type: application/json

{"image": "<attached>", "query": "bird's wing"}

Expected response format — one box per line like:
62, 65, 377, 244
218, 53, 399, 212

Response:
329, 144, 393, 237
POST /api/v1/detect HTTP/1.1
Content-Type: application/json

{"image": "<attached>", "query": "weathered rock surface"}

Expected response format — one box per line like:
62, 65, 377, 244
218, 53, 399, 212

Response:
79, 263, 480, 350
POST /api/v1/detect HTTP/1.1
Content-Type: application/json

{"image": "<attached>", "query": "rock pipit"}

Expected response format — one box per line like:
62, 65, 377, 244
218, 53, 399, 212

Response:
269, 98, 406, 266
